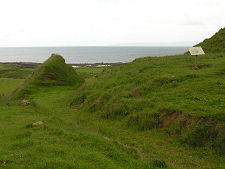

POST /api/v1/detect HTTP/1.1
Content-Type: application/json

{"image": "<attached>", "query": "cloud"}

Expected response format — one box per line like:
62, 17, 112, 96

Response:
0, 0, 224, 46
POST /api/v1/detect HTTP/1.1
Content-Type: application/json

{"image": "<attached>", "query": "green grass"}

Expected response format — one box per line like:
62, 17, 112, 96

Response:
0, 78, 24, 96
0, 87, 174, 169
0, 64, 33, 79
0, 85, 224, 169
0, 51, 224, 168
71, 53, 225, 155
75, 66, 111, 79
72, 53, 225, 118
0, 63, 33, 99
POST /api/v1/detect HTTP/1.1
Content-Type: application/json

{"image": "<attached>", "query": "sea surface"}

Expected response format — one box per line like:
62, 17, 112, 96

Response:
0, 47, 188, 64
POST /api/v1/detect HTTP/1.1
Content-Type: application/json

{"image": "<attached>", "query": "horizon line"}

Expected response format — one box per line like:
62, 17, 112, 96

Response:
0, 45, 192, 48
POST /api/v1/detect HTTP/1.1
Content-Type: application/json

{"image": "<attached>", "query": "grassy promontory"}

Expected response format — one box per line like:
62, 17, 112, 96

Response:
196, 27, 225, 53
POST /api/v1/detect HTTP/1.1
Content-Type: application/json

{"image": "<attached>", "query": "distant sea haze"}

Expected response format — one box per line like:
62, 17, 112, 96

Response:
0, 47, 188, 64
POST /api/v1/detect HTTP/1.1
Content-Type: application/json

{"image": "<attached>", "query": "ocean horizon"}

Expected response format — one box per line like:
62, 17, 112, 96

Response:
0, 46, 188, 64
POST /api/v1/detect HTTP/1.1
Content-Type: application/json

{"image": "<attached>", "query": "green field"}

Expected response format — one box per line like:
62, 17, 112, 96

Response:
0, 51, 224, 168
0, 28, 225, 169
0, 78, 24, 95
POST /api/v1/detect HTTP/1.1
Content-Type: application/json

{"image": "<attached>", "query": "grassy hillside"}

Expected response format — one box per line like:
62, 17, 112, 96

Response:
71, 53, 225, 154
0, 29, 224, 168
0, 58, 224, 168
195, 27, 225, 53
0, 64, 175, 169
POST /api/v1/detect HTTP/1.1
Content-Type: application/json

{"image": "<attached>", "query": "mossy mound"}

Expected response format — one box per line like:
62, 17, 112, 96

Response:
10, 54, 84, 99
28, 54, 83, 86
195, 28, 225, 53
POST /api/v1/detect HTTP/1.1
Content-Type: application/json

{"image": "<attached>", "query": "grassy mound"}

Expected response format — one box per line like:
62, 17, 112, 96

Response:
195, 27, 225, 53
9, 54, 84, 99
29, 54, 83, 86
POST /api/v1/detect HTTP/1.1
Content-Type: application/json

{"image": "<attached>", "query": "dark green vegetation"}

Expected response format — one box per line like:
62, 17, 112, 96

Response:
196, 27, 225, 53
0, 30, 225, 168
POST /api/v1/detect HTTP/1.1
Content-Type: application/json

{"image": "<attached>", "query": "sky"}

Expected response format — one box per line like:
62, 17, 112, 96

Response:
0, 0, 224, 47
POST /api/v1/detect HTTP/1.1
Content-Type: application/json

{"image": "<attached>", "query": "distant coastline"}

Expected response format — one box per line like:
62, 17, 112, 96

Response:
0, 62, 124, 68
0, 46, 188, 64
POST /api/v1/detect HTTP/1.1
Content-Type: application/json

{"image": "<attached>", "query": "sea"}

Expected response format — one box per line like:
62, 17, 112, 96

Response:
0, 47, 188, 64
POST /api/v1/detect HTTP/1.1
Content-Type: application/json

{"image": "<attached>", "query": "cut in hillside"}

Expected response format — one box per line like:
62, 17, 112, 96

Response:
9, 54, 84, 99
195, 27, 225, 53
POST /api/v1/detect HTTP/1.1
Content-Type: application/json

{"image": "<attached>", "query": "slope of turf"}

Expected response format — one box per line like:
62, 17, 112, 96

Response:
0, 80, 224, 169
1, 87, 167, 169
71, 52, 225, 154
70, 29, 225, 153
195, 27, 225, 53
0, 56, 224, 168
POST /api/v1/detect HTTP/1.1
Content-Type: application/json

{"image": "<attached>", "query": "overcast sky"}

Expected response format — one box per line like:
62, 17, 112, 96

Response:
0, 0, 224, 47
